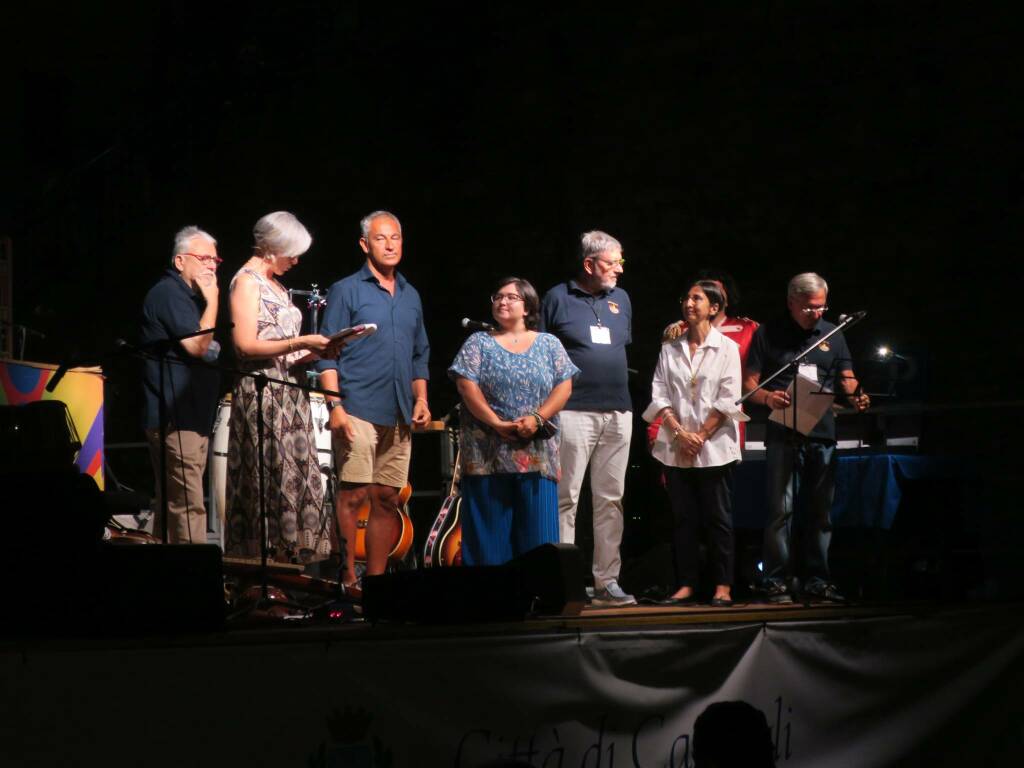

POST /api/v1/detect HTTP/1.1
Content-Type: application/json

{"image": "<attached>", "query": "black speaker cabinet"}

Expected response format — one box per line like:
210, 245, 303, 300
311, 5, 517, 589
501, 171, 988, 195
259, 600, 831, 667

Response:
363, 543, 586, 623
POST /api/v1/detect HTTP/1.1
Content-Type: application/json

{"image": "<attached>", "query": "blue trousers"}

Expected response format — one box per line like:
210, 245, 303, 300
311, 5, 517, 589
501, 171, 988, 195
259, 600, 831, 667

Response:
461, 473, 559, 566
763, 432, 837, 587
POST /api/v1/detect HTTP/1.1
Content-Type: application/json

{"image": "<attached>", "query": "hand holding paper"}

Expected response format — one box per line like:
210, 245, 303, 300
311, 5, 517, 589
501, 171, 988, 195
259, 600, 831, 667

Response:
767, 372, 833, 435
288, 324, 378, 368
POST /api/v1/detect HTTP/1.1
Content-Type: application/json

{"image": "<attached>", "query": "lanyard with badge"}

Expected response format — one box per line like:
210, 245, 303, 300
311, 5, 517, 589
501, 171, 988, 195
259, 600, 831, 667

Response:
587, 297, 611, 345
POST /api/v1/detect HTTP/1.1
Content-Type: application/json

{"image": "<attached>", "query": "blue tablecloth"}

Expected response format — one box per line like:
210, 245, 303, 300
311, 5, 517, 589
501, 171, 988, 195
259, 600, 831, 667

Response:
732, 453, 958, 530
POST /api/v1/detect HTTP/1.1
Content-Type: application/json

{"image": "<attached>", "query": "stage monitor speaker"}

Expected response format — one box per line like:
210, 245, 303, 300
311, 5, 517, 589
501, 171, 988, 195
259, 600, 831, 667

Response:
6, 468, 107, 554
510, 542, 587, 616
6, 544, 225, 637
363, 543, 586, 623
0, 400, 81, 472
86, 544, 225, 634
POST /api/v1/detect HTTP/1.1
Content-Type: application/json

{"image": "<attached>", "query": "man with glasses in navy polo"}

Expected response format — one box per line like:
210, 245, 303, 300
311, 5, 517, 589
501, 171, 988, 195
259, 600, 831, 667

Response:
140, 226, 222, 543
540, 230, 636, 606
744, 272, 870, 604
318, 210, 430, 588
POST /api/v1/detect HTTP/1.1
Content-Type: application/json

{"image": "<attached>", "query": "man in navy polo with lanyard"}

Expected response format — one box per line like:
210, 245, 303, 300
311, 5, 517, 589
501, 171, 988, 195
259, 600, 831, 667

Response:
541, 230, 636, 606
317, 210, 430, 587
744, 272, 870, 604
140, 225, 221, 544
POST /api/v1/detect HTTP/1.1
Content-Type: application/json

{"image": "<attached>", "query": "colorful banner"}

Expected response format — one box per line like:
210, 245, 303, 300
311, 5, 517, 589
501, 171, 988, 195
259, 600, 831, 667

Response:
0, 237, 11, 358
0, 359, 104, 488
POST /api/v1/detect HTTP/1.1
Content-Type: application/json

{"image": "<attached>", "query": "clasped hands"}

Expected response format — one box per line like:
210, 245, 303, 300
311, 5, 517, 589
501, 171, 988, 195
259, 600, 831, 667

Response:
672, 428, 705, 457
491, 414, 541, 440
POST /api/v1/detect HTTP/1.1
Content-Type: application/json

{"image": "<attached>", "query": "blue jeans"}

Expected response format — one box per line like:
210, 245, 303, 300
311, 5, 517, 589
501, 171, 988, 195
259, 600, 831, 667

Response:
762, 432, 836, 588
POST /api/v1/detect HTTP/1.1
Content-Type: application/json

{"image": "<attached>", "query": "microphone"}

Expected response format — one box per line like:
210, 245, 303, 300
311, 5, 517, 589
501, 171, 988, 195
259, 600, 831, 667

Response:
45, 360, 73, 393
462, 318, 495, 332
838, 310, 867, 324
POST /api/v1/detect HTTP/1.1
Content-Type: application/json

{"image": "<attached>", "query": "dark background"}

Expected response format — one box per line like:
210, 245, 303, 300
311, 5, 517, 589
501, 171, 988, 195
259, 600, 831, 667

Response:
4, 2, 1022, 593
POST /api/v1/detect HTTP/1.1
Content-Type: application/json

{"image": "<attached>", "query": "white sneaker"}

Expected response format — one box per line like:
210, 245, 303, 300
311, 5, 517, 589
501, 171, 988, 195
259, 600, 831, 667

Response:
592, 580, 637, 607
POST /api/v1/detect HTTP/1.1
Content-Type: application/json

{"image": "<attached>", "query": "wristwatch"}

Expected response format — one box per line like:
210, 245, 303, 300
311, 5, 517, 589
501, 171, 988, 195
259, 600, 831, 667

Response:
326, 400, 343, 411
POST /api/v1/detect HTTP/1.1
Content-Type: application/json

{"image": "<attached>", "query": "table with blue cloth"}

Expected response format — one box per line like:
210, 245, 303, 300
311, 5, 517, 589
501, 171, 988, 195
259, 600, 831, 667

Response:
732, 453, 961, 529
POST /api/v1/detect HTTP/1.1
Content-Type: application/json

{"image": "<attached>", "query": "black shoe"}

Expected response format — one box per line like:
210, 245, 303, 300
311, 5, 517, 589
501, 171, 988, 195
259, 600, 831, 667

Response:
709, 597, 734, 608
761, 581, 793, 605
656, 594, 695, 606
802, 581, 846, 603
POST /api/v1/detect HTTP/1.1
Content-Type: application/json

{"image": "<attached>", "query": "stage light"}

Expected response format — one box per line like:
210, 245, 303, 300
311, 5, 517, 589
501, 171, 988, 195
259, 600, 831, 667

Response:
876, 345, 906, 361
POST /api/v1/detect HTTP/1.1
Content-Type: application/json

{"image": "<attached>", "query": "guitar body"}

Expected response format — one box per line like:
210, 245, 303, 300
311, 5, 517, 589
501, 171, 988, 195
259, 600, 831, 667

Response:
423, 420, 464, 567
353, 484, 414, 564
438, 502, 462, 567
424, 493, 462, 567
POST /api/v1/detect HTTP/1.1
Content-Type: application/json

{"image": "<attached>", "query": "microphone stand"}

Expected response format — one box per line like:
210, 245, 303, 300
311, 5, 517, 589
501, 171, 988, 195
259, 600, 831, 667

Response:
222, 359, 355, 620
122, 334, 353, 618
737, 312, 867, 598
1, 321, 46, 360
288, 284, 327, 335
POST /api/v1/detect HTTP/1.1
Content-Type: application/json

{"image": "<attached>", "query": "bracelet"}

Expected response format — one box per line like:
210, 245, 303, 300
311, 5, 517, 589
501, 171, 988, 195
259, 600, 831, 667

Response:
530, 410, 544, 429
287, 339, 294, 353
416, 397, 428, 404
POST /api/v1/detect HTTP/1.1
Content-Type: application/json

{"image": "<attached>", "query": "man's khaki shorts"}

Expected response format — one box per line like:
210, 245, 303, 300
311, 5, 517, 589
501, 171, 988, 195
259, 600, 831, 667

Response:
333, 413, 411, 488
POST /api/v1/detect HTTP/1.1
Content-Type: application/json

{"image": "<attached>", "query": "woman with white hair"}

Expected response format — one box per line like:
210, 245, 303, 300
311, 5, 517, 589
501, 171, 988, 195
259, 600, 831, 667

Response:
224, 211, 337, 563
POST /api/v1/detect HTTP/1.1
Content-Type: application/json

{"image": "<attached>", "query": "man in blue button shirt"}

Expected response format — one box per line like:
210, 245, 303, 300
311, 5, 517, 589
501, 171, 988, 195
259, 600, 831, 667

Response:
540, 231, 636, 606
317, 211, 430, 585
140, 226, 221, 543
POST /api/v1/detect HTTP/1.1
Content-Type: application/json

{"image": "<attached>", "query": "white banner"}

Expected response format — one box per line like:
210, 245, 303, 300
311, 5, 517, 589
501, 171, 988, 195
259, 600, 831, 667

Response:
4, 606, 1024, 767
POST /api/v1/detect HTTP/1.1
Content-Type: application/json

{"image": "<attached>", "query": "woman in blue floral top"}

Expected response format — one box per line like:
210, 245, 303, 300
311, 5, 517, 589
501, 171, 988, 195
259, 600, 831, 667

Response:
449, 277, 580, 565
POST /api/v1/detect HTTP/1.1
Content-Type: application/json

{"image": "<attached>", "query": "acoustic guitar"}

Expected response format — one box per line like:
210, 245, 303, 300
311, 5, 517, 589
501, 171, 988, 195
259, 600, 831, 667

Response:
352, 483, 414, 564
423, 448, 463, 567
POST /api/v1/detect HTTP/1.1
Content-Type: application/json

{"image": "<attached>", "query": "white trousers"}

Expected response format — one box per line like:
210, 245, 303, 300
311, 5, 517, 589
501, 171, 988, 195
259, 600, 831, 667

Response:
557, 409, 632, 588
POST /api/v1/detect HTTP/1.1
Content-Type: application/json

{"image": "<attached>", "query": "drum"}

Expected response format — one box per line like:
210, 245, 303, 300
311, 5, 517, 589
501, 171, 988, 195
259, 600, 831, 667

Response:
208, 392, 335, 547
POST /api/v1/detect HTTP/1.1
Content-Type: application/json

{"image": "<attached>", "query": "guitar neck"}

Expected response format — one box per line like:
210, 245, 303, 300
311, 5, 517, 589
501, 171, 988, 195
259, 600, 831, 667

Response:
447, 446, 462, 496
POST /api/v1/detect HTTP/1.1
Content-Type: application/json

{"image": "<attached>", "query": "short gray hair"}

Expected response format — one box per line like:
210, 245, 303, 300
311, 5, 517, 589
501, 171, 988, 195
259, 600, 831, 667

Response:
253, 211, 312, 259
171, 226, 216, 265
580, 230, 622, 262
360, 210, 402, 239
788, 272, 829, 298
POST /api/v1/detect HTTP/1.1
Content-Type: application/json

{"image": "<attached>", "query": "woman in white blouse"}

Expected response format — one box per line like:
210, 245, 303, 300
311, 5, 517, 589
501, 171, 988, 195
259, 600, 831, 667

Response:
643, 280, 748, 606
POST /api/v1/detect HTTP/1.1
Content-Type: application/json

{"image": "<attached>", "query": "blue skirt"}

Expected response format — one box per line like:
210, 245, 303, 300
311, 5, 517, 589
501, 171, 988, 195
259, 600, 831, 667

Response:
460, 472, 559, 566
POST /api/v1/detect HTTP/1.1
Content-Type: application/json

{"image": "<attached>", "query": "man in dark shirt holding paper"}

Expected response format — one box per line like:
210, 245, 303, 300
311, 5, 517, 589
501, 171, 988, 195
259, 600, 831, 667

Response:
744, 272, 870, 603
140, 226, 221, 543
540, 230, 635, 606
317, 211, 430, 586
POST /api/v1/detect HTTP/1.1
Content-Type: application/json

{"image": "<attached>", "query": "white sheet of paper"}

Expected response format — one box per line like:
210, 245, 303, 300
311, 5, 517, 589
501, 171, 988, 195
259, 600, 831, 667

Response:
290, 323, 379, 367
798, 363, 818, 382
590, 325, 611, 344
768, 372, 833, 435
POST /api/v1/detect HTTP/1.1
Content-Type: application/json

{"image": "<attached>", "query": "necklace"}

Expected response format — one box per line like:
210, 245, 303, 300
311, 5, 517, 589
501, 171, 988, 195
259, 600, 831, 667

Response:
497, 329, 526, 347
688, 343, 709, 397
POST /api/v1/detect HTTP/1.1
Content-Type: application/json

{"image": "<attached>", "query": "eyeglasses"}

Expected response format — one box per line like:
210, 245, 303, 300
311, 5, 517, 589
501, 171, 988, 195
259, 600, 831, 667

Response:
491, 293, 524, 304
185, 253, 223, 265
591, 256, 625, 267
800, 305, 828, 315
